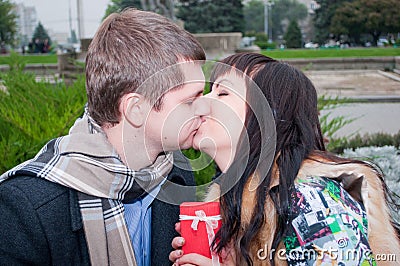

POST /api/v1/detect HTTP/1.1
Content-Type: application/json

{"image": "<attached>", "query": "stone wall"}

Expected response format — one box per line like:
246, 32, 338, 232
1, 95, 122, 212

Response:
57, 39, 90, 80
0, 64, 58, 74
193, 32, 242, 60
80, 38, 92, 52
4, 55, 395, 77
57, 52, 85, 83
395, 57, 400, 75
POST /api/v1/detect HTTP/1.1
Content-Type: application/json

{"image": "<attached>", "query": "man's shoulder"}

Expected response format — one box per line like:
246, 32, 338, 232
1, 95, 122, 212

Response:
0, 174, 84, 244
0, 175, 72, 209
0, 175, 89, 265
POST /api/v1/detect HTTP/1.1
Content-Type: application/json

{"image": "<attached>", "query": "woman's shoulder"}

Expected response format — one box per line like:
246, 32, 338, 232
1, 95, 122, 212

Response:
299, 155, 380, 179
298, 155, 385, 205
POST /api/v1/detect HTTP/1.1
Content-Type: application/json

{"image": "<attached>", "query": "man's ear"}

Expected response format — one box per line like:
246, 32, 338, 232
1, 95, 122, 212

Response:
120, 93, 148, 127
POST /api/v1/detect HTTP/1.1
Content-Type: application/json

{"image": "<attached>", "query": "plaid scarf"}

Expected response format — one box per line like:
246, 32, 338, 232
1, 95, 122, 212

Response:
0, 110, 173, 266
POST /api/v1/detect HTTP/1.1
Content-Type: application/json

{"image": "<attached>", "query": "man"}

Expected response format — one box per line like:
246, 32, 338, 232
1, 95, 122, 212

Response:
0, 8, 207, 266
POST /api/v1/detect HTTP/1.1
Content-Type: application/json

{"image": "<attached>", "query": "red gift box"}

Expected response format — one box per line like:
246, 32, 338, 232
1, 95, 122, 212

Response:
180, 202, 222, 261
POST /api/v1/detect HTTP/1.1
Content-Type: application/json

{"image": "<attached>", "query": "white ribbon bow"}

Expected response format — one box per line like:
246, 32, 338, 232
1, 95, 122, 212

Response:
180, 210, 222, 266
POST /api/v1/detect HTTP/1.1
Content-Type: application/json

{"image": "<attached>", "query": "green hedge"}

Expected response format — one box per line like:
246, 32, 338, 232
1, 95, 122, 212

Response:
330, 131, 400, 154
0, 70, 86, 173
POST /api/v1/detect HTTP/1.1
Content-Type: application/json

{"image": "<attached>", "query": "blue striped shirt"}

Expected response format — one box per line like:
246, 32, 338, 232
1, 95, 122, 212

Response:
124, 181, 165, 266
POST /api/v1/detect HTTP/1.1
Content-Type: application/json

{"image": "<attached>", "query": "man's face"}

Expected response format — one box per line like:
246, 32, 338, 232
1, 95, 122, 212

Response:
145, 61, 206, 151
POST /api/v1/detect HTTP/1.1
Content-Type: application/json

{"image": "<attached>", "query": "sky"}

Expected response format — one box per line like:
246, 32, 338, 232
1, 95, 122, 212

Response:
15, 0, 111, 38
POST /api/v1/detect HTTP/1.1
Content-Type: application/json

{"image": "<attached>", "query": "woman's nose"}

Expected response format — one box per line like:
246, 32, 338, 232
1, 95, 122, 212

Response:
193, 95, 211, 117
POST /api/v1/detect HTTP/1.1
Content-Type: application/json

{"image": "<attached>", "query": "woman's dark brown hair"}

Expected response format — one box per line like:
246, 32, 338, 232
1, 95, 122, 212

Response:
211, 53, 396, 265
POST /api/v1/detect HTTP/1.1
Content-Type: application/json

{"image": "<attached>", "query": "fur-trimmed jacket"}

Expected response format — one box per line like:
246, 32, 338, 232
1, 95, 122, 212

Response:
206, 156, 400, 265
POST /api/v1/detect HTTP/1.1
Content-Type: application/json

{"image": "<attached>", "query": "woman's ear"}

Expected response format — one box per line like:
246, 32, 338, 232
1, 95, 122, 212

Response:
121, 93, 147, 127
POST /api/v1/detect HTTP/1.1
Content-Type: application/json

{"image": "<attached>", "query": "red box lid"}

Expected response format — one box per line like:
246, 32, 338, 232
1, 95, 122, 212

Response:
180, 202, 221, 259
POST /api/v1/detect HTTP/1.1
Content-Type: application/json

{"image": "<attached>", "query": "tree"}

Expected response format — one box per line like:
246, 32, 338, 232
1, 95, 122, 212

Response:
104, 0, 145, 18
271, 0, 308, 41
69, 30, 78, 44
243, 0, 307, 41
177, 0, 244, 33
330, 1, 364, 45
244, 0, 264, 33
313, 0, 353, 44
0, 0, 17, 47
104, 0, 176, 20
331, 0, 400, 46
284, 20, 302, 48
31, 22, 51, 53
32, 22, 51, 44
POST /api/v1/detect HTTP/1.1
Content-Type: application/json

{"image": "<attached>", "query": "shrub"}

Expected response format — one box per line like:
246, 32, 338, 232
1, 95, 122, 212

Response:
330, 131, 400, 154
246, 31, 268, 42
245, 31, 276, 50
284, 20, 302, 48
3, 51, 27, 72
317, 95, 400, 153
254, 41, 277, 50
318, 95, 355, 152
182, 148, 216, 186
0, 69, 86, 173
182, 148, 216, 200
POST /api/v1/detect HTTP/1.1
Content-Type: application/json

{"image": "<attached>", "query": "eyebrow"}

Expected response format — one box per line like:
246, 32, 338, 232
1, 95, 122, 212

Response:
214, 78, 234, 89
172, 81, 205, 97
190, 89, 205, 98
180, 85, 205, 99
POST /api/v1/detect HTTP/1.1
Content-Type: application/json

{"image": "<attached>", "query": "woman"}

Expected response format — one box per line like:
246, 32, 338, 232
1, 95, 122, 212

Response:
172, 53, 400, 265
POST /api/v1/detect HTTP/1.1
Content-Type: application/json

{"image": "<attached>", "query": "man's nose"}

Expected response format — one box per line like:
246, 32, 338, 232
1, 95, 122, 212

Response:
193, 95, 211, 117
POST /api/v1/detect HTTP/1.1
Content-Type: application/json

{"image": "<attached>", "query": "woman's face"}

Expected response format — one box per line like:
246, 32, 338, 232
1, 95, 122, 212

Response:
193, 70, 247, 171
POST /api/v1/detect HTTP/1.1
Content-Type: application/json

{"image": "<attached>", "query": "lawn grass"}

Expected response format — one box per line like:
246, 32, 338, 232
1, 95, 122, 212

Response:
0, 48, 399, 65
261, 47, 400, 59
0, 53, 58, 65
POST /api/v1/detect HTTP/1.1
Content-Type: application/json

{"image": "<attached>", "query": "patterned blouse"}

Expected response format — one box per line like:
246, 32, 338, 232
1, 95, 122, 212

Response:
283, 176, 376, 266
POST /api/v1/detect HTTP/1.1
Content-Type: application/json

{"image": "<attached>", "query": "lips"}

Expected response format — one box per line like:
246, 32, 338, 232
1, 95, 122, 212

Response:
191, 118, 203, 131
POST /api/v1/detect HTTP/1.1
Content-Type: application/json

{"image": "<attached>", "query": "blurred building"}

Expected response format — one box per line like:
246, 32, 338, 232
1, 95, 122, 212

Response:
14, 3, 38, 46
47, 29, 69, 44
297, 0, 320, 43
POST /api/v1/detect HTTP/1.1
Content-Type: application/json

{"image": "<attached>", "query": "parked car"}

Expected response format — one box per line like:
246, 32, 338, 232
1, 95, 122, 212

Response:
323, 40, 340, 48
377, 38, 389, 47
57, 43, 81, 54
304, 42, 319, 48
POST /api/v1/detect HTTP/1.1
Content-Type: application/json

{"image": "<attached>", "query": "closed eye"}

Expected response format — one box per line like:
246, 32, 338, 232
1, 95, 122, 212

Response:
185, 99, 194, 105
185, 91, 203, 105
218, 91, 229, 96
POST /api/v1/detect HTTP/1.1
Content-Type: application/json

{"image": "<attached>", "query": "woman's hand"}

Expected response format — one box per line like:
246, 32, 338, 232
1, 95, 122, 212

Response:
174, 253, 213, 266
170, 222, 185, 263
169, 222, 235, 265
169, 237, 185, 262
170, 223, 216, 265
